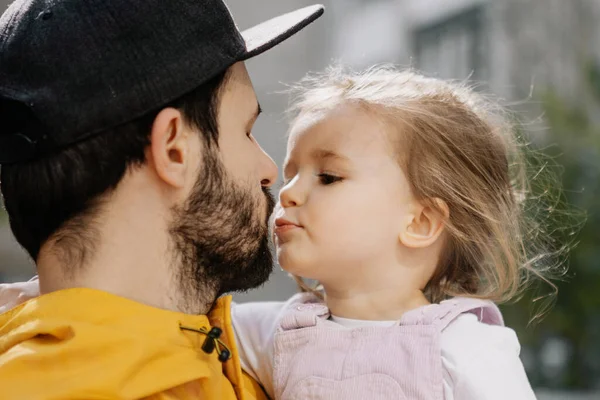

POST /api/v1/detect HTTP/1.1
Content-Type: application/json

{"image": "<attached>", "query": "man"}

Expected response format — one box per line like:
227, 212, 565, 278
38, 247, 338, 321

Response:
0, 0, 324, 398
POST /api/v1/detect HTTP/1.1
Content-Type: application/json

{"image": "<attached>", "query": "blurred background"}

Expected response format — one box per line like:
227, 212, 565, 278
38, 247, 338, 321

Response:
1, 0, 599, 398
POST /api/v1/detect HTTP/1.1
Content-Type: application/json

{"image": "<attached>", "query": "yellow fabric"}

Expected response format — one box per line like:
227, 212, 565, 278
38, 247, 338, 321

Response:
0, 288, 268, 400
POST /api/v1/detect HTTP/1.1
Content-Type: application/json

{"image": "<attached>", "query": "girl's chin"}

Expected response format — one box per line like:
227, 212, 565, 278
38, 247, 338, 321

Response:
277, 255, 308, 276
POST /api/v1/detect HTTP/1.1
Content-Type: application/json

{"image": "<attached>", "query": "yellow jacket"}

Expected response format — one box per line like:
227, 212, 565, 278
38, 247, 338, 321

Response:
0, 288, 268, 400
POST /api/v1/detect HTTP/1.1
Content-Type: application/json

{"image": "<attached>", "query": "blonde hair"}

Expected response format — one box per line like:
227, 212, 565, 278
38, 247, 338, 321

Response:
286, 65, 573, 310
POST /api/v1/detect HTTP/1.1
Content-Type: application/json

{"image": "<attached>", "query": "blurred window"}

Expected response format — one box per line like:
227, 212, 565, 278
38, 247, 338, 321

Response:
414, 6, 487, 80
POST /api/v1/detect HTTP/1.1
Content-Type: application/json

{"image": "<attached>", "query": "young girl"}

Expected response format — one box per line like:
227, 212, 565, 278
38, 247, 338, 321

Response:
1, 66, 560, 399
231, 66, 549, 399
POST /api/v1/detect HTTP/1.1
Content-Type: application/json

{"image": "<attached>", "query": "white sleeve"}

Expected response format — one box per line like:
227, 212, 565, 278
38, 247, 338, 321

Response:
441, 314, 537, 400
231, 300, 287, 399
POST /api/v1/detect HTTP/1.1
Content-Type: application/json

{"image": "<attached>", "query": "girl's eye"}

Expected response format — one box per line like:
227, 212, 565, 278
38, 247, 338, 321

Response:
318, 173, 342, 185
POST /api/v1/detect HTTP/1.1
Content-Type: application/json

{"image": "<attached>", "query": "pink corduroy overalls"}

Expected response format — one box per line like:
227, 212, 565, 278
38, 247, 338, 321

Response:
272, 294, 504, 400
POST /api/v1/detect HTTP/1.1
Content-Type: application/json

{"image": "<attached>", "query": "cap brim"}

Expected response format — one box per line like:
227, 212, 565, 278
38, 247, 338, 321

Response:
240, 5, 325, 60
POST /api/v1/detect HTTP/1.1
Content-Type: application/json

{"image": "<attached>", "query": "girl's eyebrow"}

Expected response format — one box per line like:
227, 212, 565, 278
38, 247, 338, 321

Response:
310, 149, 350, 163
282, 148, 351, 177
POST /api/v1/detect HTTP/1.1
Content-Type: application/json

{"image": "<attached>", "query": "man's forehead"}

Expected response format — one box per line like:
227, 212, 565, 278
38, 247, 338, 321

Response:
218, 62, 260, 117
227, 62, 254, 91
221, 62, 259, 107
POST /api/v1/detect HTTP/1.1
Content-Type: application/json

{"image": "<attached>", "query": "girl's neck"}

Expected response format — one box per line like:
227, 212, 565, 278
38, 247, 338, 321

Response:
323, 285, 431, 321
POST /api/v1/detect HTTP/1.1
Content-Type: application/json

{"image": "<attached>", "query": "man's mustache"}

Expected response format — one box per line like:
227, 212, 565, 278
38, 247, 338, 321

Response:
263, 187, 276, 224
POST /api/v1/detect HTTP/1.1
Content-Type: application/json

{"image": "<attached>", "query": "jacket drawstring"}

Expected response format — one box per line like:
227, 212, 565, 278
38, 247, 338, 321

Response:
179, 325, 232, 362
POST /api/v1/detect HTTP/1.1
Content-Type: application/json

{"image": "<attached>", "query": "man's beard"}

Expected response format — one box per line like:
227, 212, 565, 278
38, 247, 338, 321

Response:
169, 147, 275, 314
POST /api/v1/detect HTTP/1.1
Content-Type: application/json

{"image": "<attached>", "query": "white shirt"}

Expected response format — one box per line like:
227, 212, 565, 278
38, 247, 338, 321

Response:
231, 300, 537, 400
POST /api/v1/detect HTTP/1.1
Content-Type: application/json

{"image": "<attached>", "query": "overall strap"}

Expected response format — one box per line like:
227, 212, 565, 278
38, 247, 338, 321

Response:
278, 293, 330, 331
399, 297, 504, 329
433, 297, 504, 330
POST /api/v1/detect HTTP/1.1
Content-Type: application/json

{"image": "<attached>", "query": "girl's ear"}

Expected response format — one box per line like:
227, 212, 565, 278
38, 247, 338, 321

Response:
400, 198, 449, 248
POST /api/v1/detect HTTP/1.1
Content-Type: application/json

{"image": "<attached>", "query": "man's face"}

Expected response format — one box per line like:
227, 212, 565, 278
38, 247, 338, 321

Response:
170, 63, 278, 312
217, 63, 278, 226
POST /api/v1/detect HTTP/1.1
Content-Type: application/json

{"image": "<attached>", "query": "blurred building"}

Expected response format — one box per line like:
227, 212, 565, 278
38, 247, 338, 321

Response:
331, 0, 600, 102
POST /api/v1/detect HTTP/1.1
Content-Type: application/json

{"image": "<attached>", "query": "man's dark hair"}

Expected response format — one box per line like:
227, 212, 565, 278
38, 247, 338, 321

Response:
0, 70, 229, 263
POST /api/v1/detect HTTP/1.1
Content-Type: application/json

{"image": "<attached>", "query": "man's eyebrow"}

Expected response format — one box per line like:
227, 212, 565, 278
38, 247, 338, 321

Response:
247, 103, 262, 127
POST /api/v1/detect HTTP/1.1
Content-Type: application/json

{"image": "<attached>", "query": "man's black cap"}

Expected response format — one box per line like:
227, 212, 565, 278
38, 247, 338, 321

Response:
0, 0, 324, 164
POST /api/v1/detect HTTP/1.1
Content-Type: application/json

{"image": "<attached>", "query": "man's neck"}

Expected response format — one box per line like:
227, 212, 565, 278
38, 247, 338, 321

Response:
36, 249, 216, 315
37, 239, 183, 308
35, 168, 220, 315
36, 218, 210, 315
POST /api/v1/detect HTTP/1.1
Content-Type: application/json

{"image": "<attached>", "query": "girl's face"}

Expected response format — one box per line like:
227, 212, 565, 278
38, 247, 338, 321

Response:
273, 105, 418, 287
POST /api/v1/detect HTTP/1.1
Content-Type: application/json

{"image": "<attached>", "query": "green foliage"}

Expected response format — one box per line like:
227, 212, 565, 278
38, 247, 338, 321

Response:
502, 61, 600, 389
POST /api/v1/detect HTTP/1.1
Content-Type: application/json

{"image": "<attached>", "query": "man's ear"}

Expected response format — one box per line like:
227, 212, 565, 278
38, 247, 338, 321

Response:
399, 198, 449, 248
147, 107, 191, 188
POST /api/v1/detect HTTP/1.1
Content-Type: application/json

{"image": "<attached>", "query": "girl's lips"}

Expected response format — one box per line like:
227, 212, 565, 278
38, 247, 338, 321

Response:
274, 224, 301, 235
273, 217, 303, 238
274, 217, 300, 228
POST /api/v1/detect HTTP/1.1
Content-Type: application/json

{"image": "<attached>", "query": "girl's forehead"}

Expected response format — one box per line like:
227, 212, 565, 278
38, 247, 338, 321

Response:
286, 107, 390, 157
